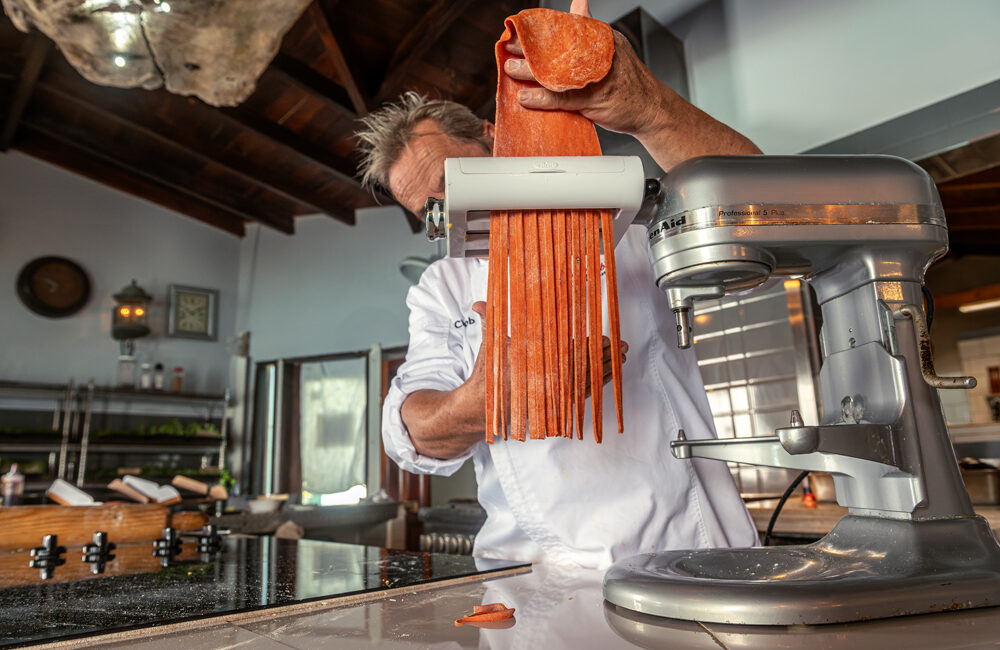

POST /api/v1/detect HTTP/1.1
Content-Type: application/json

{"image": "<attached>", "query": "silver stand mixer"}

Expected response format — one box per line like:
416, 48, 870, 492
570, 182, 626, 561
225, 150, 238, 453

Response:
604, 154, 1000, 625
424, 153, 1000, 626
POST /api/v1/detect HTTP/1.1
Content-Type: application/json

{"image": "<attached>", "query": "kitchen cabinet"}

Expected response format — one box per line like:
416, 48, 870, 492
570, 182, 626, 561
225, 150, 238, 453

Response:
0, 380, 228, 500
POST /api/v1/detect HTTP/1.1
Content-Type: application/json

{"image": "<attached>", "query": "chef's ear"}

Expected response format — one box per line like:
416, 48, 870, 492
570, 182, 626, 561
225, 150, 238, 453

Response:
482, 121, 495, 148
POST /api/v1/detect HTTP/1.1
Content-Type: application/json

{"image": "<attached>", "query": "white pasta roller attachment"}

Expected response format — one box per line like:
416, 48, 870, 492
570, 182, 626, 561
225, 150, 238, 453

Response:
423, 156, 651, 258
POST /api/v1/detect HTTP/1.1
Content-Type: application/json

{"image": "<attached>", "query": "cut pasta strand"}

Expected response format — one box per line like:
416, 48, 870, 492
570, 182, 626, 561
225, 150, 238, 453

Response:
601, 209, 624, 434
507, 209, 528, 442
586, 209, 603, 444
486, 8, 622, 443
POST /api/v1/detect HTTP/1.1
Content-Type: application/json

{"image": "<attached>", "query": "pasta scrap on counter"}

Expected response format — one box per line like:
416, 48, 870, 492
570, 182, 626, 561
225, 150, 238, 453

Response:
487, 8, 624, 444
454, 603, 516, 626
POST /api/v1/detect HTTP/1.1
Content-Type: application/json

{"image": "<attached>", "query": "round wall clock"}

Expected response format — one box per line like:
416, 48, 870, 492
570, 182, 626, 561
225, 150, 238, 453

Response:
16, 256, 91, 318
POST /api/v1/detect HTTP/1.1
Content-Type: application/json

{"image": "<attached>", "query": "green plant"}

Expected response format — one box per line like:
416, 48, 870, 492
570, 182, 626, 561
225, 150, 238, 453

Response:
93, 421, 221, 439
218, 467, 235, 489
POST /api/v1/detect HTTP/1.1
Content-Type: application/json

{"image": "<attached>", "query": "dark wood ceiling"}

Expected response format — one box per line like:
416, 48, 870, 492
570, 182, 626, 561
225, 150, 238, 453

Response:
0, 0, 535, 237
918, 132, 1000, 258
1, 0, 997, 255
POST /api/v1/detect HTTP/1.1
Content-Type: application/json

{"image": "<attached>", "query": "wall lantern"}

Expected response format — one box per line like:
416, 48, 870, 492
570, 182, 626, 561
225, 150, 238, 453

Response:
112, 279, 151, 343
112, 280, 151, 387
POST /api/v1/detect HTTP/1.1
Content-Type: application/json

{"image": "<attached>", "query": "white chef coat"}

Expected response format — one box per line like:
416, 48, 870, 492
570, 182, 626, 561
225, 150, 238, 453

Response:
382, 226, 758, 570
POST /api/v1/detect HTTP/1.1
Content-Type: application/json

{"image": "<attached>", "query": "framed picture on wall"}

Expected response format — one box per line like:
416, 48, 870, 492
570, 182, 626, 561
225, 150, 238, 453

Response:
167, 284, 219, 341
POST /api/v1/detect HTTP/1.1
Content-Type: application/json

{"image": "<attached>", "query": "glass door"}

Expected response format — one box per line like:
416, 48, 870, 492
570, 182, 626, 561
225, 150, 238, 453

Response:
296, 355, 368, 504
249, 352, 369, 502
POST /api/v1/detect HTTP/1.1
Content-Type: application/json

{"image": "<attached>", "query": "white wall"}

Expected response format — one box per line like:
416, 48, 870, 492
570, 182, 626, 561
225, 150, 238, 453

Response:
584, 0, 1000, 154
0, 152, 240, 393
237, 208, 428, 360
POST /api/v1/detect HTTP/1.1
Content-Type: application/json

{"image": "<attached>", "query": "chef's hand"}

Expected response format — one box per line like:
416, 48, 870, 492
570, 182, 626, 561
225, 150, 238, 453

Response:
468, 301, 628, 406
502, 0, 761, 171
588, 335, 628, 398
503, 1, 660, 141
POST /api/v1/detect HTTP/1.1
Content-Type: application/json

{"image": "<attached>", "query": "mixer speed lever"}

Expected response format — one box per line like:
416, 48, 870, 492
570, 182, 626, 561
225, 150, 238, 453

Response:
895, 304, 976, 389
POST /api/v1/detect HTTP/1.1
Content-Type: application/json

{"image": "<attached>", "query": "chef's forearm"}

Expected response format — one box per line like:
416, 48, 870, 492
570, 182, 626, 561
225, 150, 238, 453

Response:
400, 385, 485, 459
637, 82, 762, 171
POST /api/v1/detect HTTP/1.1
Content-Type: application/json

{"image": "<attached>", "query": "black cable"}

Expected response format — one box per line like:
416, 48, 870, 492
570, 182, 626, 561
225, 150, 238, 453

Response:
762, 470, 810, 546
922, 285, 935, 330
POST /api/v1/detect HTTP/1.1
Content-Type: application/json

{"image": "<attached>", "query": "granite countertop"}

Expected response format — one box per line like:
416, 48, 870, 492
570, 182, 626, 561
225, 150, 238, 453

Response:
45, 562, 1000, 649
0, 536, 526, 648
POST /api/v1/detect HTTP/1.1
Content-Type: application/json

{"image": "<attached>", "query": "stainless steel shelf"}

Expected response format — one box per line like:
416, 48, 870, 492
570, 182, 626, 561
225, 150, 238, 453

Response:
90, 387, 227, 406
86, 443, 222, 454
0, 379, 229, 484
0, 380, 227, 406
1, 441, 221, 454
0, 380, 68, 399
0, 442, 63, 453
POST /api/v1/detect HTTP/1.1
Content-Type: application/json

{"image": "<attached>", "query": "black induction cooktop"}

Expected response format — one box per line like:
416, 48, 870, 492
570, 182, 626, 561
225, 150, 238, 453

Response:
0, 535, 527, 647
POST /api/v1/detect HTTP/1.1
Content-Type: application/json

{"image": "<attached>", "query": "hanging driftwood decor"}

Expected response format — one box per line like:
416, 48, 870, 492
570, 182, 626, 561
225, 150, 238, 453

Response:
1, 0, 313, 106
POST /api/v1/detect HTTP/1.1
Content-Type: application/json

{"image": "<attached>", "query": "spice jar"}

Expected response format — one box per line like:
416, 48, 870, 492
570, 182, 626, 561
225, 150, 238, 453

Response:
172, 366, 184, 393
140, 363, 153, 390
153, 363, 165, 391
2, 464, 24, 506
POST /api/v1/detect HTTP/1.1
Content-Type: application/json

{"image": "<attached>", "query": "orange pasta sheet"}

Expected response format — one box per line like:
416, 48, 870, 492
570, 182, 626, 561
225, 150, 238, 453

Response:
486, 8, 623, 443
454, 603, 516, 626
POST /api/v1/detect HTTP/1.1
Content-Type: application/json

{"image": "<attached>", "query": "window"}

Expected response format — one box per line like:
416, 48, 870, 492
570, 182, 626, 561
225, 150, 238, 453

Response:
298, 356, 368, 505
249, 351, 370, 504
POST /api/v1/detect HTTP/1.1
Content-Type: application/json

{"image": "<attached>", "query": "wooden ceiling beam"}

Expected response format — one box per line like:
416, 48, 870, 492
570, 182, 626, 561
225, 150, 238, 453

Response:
939, 181, 1000, 192
374, 0, 475, 104
943, 207, 1000, 230
220, 104, 393, 207
22, 110, 294, 234
15, 128, 246, 237
266, 52, 357, 120
37, 70, 357, 225
947, 234, 1000, 256
0, 31, 50, 151
935, 282, 1000, 310
307, 1, 369, 115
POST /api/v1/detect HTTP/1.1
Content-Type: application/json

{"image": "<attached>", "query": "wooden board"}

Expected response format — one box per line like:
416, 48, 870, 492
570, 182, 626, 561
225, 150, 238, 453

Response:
0, 504, 205, 551
0, 540, 202, 588
171, 510, 211, 533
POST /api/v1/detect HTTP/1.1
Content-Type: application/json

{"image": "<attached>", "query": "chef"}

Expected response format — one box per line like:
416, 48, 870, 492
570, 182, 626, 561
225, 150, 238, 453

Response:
357, 1, 760, 570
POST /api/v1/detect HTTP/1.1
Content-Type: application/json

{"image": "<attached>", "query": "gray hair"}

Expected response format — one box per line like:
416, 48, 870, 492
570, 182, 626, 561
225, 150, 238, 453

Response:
355, 91, 490, 195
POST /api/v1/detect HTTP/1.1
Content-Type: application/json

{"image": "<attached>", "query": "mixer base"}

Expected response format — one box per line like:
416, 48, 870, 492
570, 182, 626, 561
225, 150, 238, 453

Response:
603, 515, 1000, 625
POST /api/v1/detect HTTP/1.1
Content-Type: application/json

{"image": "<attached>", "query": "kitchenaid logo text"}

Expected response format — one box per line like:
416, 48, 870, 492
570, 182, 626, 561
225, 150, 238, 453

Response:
648, 215, 686, 240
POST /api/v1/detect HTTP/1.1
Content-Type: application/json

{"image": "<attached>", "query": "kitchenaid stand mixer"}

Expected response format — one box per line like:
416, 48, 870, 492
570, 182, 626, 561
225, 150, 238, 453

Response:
603, 154, 1000, 625
424, 153, 1000, 626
